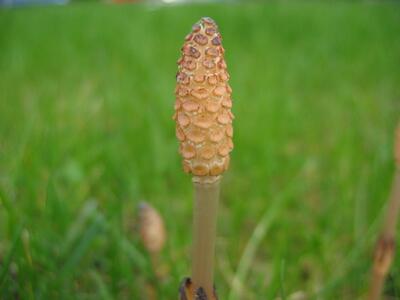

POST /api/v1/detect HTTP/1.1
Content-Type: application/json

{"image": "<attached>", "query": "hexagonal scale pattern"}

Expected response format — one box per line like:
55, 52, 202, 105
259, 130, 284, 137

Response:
174, 17, 233, 176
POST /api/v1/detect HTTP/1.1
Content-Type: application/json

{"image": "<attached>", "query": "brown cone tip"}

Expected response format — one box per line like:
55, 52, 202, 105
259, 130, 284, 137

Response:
173, 17, 233, 177
138, 202, 166, 254
395, 125, 400, 168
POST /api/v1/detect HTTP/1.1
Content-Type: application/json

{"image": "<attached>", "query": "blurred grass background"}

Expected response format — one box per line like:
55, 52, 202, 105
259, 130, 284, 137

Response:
0, 2, 400, 299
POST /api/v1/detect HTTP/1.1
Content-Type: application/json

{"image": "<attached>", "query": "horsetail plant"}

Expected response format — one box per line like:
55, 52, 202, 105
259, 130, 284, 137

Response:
367, 125, 400, 300
173, 17, 233, 300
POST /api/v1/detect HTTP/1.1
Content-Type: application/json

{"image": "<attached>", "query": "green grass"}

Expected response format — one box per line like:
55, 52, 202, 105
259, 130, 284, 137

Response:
0, 2, 400, 299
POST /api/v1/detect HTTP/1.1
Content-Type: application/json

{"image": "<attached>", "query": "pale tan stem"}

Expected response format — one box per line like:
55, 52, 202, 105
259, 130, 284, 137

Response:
368, 273, 385, 300
368, 169, 400, 300
191, 176, 221, 298
381, 170, 400, 239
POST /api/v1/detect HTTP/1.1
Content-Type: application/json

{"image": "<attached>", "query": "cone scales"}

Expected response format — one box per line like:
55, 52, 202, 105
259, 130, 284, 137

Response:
173, 17, 233, 178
